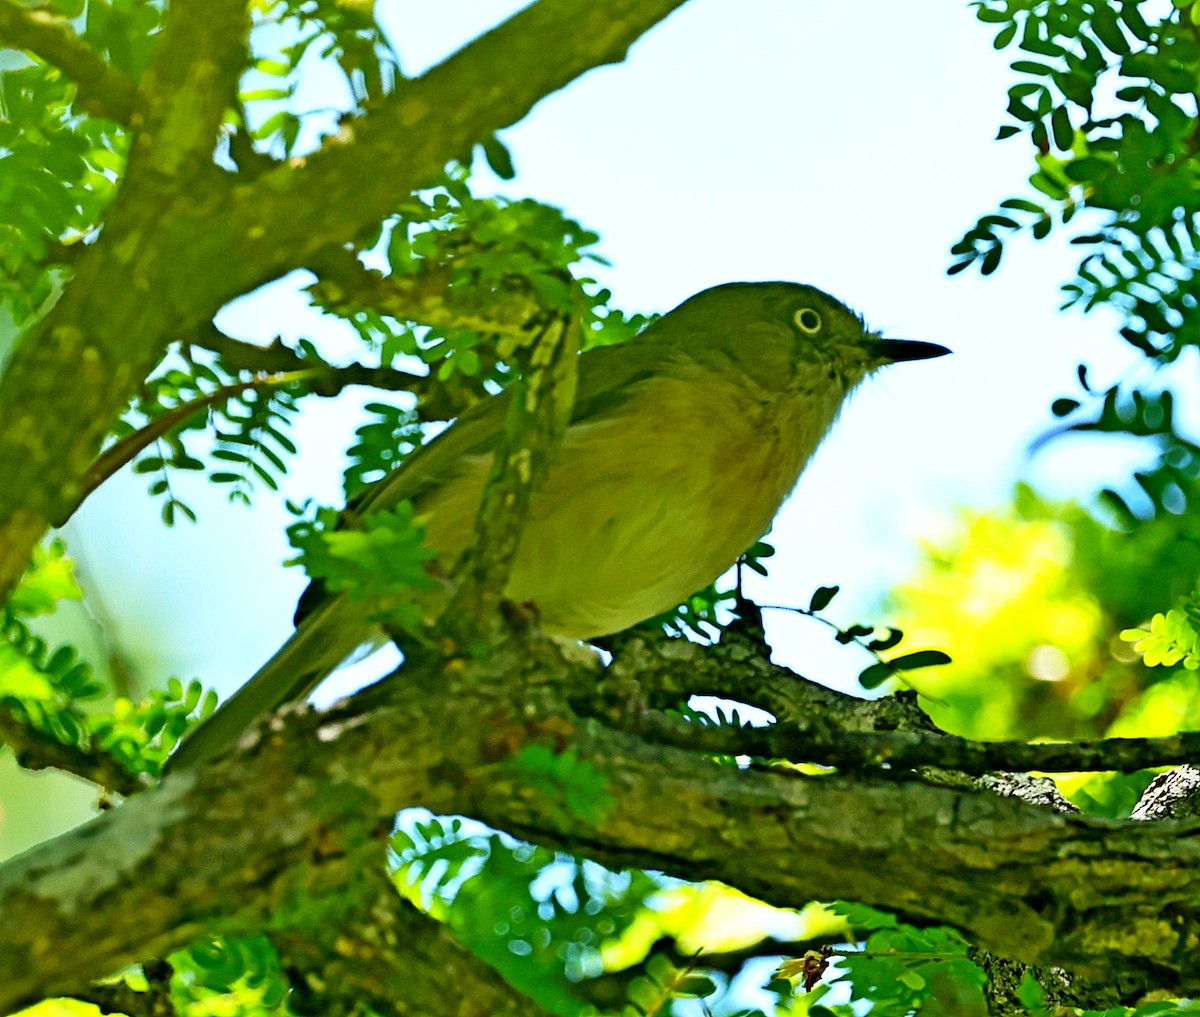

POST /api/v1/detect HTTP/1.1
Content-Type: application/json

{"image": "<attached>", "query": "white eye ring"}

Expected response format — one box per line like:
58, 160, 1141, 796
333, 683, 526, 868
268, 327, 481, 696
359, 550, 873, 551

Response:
794, 307, 822, 335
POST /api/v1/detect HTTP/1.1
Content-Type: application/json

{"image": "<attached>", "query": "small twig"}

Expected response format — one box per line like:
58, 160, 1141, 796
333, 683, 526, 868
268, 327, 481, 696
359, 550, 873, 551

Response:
58, 371, 310, 526
760, 601, 900, 669
187, 326, 425, 393
225, 101, 279, 179
60, 334, 429, 526
0, 0, 137, 122
0, 700, 145, 797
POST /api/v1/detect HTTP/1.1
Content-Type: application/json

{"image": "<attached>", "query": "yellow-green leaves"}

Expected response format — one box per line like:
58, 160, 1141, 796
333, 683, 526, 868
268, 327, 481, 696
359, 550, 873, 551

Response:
287, 502, 438, 628
1123, 607, 1200, 669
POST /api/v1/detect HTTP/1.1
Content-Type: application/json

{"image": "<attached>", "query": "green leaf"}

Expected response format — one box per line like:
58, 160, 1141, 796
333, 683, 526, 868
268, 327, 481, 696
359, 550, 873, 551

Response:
866, 628, 904, 652
809, 585, 839, 612
505, 746, 615, 826
481, 134, 516, 180
1090, 6, 1130, 55
239, 88, 293, 102
254, 58, 291, 76
858, 661, 894, 689
1050, 105, 1073, 150
888, 650, 952, 671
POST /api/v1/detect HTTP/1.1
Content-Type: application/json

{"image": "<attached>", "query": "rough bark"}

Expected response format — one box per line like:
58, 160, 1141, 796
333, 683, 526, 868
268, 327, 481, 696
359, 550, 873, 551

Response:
2, 635, 1198, 1012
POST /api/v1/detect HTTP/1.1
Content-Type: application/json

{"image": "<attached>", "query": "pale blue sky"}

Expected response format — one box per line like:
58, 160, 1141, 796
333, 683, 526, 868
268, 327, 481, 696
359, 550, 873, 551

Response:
67, 1, 1159, 708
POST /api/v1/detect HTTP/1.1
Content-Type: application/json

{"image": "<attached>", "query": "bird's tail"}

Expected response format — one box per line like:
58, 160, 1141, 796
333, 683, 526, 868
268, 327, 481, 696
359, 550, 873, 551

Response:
166, 594, 367, 772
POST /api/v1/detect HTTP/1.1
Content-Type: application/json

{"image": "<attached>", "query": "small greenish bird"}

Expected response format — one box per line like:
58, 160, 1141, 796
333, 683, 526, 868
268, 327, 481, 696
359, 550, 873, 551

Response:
169, 281, 948, 770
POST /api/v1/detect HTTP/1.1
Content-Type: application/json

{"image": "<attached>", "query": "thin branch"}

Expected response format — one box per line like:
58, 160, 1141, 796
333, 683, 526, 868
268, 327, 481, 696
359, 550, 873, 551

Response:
59, 344, 424, 526
0, 0, 137, 122
186, 325, 426, 393
443, 312, 581, 634
596, 631, 939, 735
0, 700, 145, 797
630, 705, 1200, 777
225, 100, 279, 179
58, 372, 305, 527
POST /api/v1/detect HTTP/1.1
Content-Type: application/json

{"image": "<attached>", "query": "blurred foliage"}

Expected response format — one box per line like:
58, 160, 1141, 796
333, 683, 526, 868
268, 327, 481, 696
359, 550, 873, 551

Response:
392, 814, 657, 1016
818, 903, 986, 1017
242, 0, 400, 154
887, 484, 1200, 740
0, 56, 126, 327
170, 935, 290, 1015
0, 542, 214, 782
885, 483, 1200, 817
389, 813, 851, 1017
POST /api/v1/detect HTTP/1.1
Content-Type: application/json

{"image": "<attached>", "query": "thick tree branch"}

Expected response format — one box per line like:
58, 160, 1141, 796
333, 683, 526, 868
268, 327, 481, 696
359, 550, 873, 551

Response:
2, 637, 1199, 1010
273, 867, 557, 1017
0, 0, 689, 600
131, 0, 248, 172
0, 0, 137, 122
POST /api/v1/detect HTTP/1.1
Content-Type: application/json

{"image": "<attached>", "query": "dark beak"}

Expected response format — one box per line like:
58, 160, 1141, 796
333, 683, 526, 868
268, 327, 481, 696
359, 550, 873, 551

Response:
871, 338, 952, 363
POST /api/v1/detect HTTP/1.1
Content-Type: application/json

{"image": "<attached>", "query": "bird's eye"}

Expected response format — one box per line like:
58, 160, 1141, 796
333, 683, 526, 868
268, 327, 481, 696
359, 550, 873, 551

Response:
794, 307, 822, 335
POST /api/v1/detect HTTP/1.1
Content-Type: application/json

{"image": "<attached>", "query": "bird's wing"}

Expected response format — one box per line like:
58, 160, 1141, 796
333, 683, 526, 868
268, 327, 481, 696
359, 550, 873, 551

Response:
168, 337, 665, 773
348, 337, 662, 519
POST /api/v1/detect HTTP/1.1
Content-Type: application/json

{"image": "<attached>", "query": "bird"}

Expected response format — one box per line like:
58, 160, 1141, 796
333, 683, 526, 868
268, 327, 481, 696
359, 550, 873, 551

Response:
168, 281, 949, 770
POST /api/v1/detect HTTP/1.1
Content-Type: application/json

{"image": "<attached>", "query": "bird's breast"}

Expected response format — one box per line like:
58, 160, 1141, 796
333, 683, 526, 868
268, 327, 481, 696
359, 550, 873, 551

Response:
420, 362, 846, 639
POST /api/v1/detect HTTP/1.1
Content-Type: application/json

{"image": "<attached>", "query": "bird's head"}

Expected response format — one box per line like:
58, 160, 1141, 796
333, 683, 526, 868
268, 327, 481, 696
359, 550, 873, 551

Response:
650, 281, 949, 394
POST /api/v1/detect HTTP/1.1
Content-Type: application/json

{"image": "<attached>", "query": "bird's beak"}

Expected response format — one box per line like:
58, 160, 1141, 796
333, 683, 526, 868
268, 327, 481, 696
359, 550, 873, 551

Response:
870, 337, 952, 362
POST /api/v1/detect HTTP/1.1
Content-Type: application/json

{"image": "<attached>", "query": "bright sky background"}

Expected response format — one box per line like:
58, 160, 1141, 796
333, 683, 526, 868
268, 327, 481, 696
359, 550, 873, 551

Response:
52, 2, 1166, 750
